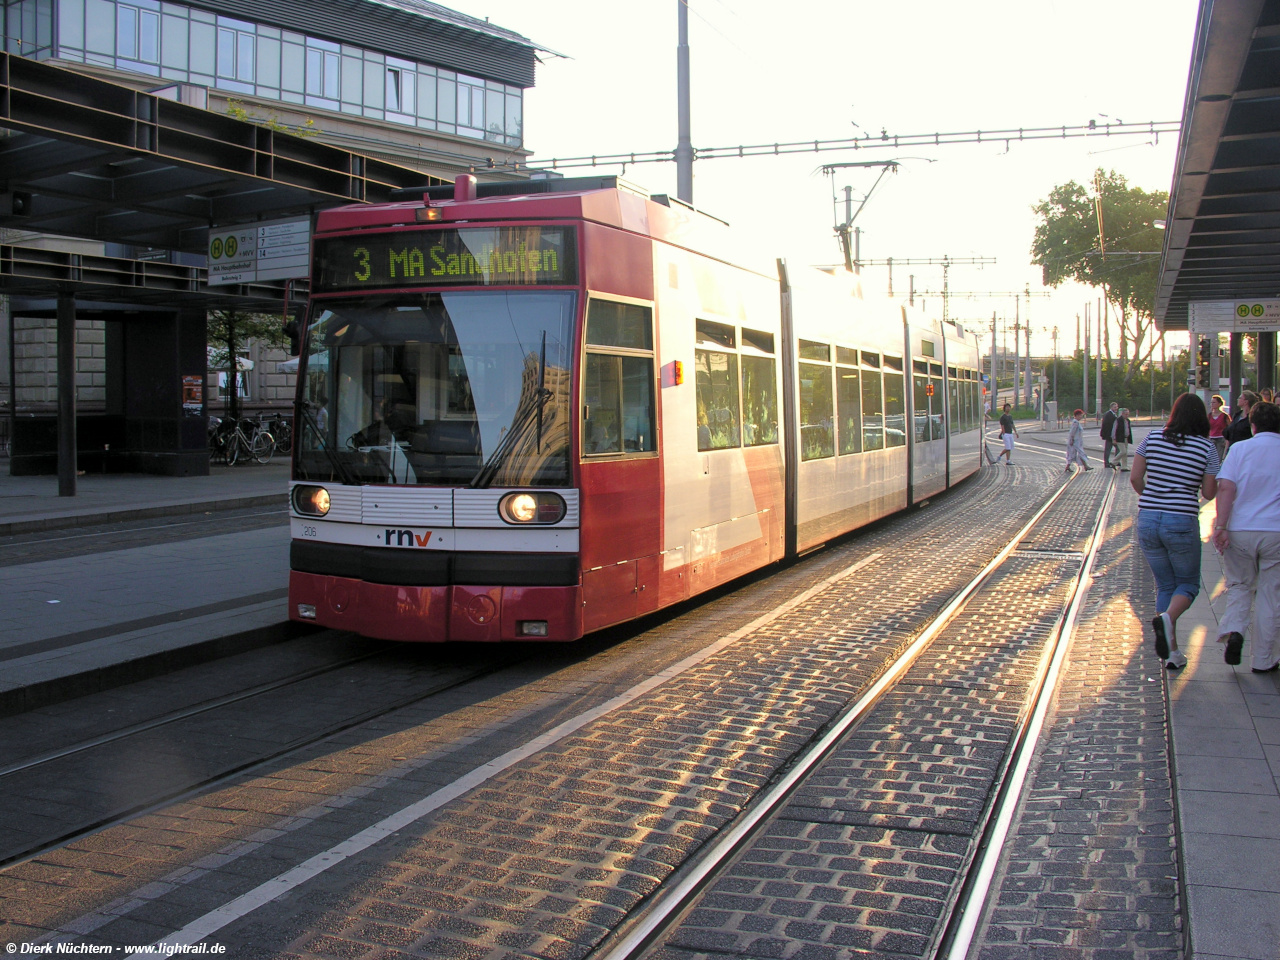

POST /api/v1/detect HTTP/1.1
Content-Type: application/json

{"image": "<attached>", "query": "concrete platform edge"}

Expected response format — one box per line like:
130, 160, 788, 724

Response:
1163, 664, 1196, 960
0, 492, 288, 536
0, 618, 314, 719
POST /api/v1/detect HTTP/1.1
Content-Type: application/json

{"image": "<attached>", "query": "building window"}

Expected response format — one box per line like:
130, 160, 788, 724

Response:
216, 19, 254, 85
32, 0, 524, 147
305, 37, 339, 104
117, 4, 157, 62
456, 73, 485, 137
386, 58, 414, 118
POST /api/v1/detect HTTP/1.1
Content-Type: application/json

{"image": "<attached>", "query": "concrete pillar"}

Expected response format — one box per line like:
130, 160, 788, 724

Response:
56, 292, 76, 496
1229, 333, 1243, 407
1259, 332, 1276, 393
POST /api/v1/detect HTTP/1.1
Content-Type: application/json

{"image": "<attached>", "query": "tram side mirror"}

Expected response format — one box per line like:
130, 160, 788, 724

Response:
283, 318, 301, 356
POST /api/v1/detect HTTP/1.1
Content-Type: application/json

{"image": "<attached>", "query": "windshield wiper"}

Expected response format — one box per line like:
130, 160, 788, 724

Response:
299, 400, 357, 485
469, 331, 552, 489
535, 330, 548, 453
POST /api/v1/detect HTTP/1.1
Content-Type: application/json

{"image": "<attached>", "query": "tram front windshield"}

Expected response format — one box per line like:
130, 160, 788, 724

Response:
294, 291, 575, 487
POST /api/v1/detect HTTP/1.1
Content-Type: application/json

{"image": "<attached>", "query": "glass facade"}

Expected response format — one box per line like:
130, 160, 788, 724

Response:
6, 0, 524, 145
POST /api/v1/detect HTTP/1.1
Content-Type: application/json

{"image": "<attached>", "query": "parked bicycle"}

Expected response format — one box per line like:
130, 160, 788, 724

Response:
209, 416, 274, 465
260, 412, 292, 456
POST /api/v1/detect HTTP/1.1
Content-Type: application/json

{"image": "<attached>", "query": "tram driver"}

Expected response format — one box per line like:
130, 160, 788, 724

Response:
351, 397, 415, 448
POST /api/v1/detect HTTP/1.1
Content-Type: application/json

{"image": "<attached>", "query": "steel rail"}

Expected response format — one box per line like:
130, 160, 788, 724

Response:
941, 473, 1118, 958
592, 471, 1087, 960
0, 652, 514, 870
0, 643, 381, 779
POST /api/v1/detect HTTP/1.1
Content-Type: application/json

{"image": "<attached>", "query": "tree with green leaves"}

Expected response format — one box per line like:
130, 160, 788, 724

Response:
207, 309, 288, 422
1031, 169, 1167, 385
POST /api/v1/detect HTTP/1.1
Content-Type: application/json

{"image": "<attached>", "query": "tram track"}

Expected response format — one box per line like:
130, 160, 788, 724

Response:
593, 469, 1115, 960
5, 462, 1105, 956
0, 640, 528, 870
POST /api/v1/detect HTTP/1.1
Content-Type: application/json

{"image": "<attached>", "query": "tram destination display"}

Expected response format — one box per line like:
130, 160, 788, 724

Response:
314, 226, 576, 291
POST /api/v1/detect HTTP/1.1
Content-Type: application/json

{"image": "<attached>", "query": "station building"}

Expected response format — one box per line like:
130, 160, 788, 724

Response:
0, 0, 543, 473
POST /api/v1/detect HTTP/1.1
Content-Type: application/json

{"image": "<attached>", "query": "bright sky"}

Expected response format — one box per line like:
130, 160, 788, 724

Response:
446, 0, 1200, 356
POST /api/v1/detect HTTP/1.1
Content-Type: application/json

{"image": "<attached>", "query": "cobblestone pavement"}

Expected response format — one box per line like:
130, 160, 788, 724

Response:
0, 460, 1119, 960
644, 477, 1110, 960
968, 477, 1182, 960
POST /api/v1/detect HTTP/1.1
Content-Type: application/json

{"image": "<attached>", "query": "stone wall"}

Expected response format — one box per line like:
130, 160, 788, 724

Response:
12, 314, 107, 411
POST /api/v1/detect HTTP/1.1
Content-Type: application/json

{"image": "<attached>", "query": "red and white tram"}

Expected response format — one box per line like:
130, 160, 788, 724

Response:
288, 175, 982, 642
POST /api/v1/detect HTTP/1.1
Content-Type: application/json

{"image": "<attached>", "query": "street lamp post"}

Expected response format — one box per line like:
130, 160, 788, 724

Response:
1052, 325, 1059, 405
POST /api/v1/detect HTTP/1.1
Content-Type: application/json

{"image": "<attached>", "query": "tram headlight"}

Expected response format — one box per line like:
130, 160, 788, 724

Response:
499, 491, 567, 525
293, 485, 331, 517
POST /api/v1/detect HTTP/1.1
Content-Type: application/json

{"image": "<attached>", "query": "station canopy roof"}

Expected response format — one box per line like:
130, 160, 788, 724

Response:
0, 53, 446, 309
1159, 0, 1280, 329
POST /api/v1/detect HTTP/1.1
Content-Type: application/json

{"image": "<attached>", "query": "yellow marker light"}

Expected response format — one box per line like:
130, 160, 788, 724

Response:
499, 491, 567, 525
415, 206, 443, 222
292, 485, 331, 517
673, 360, 684, 385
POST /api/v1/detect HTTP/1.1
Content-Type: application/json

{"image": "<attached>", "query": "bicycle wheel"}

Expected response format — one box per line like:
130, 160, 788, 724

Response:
274, 420, 292, 455
226, 433, 243, 466
252, 431, 274, 464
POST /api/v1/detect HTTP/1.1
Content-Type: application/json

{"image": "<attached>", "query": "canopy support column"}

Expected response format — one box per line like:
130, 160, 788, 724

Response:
56, 290, 76, 496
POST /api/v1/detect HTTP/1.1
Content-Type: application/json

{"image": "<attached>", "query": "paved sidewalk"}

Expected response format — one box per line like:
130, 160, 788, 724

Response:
1167, 514, 1280, 960
0, 461, 289, 535
0, 460, 303, 716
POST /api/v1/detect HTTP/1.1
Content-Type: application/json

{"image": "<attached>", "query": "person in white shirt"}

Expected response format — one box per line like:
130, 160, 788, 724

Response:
1212, 401, 1280, 671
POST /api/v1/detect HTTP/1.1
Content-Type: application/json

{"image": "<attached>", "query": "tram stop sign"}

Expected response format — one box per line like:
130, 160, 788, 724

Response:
208, 216, 311, 285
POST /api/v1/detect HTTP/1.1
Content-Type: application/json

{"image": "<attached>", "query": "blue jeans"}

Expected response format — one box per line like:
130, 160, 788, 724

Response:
1137, 509, 1203, 614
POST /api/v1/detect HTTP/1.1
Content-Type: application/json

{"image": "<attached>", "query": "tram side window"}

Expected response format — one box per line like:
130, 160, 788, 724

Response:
949, 373, 961, 436
799, 361, 834, 460
861, 351, 884, 451
837, 359, 862, 455
695, 350, 741, 450
929, 362, 944, 441
588, 299, 654, 350
912, 366, 930, 444
741, 355, 779, 446
584, 299, 655, 456
883, 356, 905, 448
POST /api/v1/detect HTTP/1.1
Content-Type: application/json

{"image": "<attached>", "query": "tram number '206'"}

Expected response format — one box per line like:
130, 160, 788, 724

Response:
301, 525, 318, 538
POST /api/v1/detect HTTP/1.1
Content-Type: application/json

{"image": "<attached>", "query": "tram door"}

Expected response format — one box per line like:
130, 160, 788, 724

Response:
578, 298, 661, 632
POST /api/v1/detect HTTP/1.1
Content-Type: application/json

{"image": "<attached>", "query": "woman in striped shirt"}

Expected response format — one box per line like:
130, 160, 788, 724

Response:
1130, 393, 1221, 669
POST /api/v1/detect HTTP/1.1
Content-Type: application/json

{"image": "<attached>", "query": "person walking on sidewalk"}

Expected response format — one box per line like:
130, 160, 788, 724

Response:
1100, 401, 1120, 469
1209, 394, 1229, 461
1210, 401, 1280, 672
1226, 390, 1259, 448
1110, 407, 1134, 470
995, 403, 1018, 465
1131, 393, 1221, 670
1065, 408, 1091, 472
